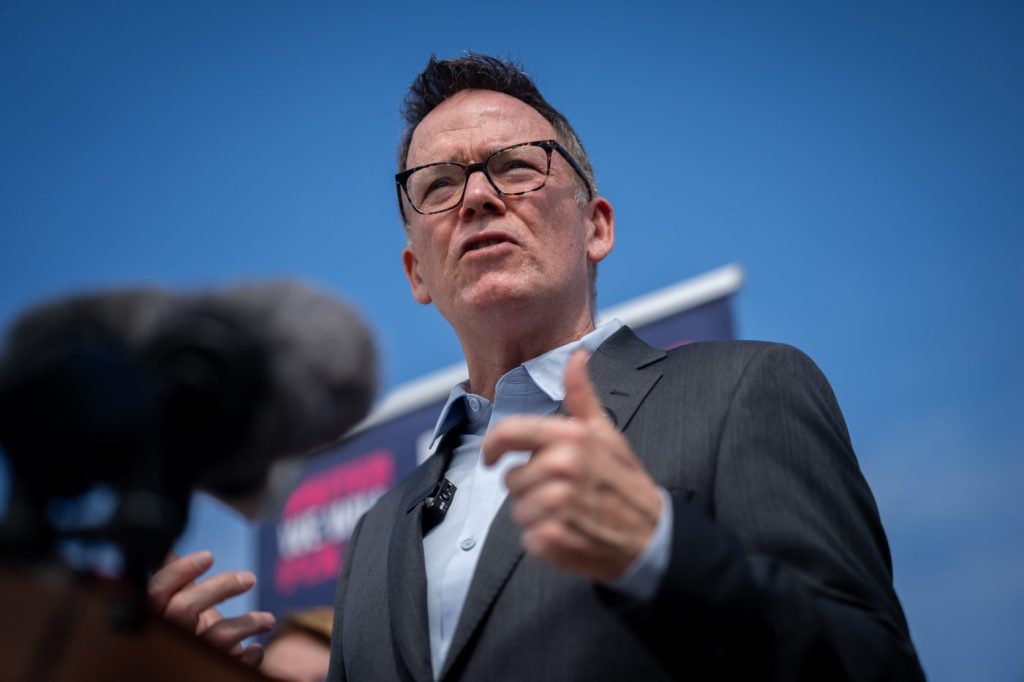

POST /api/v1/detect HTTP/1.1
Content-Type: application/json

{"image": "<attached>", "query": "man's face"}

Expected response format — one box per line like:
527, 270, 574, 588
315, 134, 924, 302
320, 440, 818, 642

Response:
401, 90, 613, 333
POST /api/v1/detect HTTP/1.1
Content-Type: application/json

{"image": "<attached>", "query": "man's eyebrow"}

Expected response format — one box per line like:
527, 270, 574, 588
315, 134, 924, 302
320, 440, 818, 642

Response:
411, 142, 466, 165
428, 148, 467, 163
414, 143, 495, 166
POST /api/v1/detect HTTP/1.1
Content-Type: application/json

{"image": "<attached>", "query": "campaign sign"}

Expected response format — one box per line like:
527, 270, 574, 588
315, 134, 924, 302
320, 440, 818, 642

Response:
256, 265, 743, 615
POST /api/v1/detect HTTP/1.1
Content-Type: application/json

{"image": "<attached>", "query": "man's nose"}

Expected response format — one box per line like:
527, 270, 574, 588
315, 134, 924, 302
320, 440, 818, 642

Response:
459, 169, 506, 221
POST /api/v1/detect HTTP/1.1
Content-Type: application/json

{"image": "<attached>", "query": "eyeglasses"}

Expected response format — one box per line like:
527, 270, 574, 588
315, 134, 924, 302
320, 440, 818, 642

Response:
395, 139, 593, 216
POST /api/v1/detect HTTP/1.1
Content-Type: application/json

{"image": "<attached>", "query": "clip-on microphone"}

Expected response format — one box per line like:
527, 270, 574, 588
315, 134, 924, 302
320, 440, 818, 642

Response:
421, 478, 457, 535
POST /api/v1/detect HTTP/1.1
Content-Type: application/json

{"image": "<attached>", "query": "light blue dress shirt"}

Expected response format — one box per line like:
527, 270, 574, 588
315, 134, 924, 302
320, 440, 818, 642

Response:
422, 320, 673, 678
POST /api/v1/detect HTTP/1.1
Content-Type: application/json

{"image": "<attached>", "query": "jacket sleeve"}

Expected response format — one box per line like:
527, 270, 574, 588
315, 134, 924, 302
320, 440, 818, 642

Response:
602, 343, 924, 680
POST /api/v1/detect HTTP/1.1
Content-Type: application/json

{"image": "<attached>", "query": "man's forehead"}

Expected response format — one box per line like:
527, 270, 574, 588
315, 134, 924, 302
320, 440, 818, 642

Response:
407, 90, 556, 165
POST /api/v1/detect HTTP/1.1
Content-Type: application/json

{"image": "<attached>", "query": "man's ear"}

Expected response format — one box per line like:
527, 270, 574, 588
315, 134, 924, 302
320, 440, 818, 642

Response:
402, 245, 433, 305
585, 197, 615, 264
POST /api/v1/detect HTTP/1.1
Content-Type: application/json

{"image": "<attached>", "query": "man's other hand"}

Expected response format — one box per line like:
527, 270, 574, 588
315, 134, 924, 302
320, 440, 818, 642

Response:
149, 550, 275, 666
483, 349, 663, 582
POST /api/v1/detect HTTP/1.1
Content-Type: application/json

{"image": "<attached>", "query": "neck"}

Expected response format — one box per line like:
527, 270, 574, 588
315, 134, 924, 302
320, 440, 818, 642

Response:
455, 306, 596, 400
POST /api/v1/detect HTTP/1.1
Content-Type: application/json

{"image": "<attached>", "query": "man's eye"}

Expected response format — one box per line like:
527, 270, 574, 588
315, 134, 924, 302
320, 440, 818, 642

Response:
415, 170, 461, 200
494, 158, 542, 174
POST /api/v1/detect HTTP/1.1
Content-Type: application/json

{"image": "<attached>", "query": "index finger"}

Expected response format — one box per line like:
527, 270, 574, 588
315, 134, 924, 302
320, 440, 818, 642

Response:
149, 550, 214, 611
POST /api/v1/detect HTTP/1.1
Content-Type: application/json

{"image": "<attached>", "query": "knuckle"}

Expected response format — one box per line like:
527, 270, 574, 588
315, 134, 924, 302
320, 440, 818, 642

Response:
544, 483, 574, 512
534, 520, 566, 551
202, 622, 234, 648
196, 609, 220, 633
171, 608, 201, 630
163, 593, 190, 621
504, 465, 526, 492
546, 449, 583, 480
147, 585, 166, 607
564, 421, 589, 445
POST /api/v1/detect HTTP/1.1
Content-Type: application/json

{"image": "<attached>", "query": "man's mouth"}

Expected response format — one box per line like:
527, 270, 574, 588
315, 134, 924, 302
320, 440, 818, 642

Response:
461, 233, 517, 256
466, 238, 506, 251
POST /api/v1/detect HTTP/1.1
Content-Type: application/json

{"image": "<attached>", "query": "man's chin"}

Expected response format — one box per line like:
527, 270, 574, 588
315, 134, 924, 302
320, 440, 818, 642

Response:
456, 281, 539, 317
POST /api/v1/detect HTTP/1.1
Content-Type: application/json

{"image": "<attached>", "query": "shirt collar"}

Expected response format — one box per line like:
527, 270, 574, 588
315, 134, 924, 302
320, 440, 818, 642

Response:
429, 382, 472, 448
521, 319, 622, 401
428, 319, 623, 447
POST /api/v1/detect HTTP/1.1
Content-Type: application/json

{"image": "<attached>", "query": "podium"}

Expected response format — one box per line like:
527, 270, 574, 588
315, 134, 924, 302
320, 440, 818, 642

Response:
0, 565, 272, 682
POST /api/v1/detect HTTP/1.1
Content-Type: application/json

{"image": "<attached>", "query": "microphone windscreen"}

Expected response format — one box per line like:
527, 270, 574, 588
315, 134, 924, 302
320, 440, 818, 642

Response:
181, 281, 378, 516
4, 288, 173, 355
0, 281, 378, 519
0, 288, 175, 496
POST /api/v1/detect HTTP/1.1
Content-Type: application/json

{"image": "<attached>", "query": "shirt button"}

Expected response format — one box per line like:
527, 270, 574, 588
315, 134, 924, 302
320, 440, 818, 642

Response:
468, 397, 480, 411
459, 537, 476, 551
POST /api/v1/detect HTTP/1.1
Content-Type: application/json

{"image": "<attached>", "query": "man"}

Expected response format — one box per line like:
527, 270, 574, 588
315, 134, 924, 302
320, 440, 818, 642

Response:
327, 54, 923, 680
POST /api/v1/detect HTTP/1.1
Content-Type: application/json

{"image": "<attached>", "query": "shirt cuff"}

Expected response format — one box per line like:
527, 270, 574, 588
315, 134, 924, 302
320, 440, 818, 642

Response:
603, 487, 673, 601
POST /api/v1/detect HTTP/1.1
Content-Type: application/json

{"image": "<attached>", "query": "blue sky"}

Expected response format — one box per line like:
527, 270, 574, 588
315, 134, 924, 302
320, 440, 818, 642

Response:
1, 2, 1022, 679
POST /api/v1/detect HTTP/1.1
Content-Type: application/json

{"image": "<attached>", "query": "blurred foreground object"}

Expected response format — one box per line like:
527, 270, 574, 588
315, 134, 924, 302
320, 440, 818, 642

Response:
0, 280, 375, 663
0, 563, 271, 682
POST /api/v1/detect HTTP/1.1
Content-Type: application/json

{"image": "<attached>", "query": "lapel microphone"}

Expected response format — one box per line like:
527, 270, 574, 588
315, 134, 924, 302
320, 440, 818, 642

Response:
421, 477, 457, 535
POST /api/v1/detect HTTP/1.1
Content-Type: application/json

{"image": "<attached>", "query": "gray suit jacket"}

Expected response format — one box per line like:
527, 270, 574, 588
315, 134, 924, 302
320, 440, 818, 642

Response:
327, 327, 923, 681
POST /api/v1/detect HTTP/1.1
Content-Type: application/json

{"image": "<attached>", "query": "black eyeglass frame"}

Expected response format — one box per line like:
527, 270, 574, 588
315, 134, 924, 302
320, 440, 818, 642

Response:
395, 139, 594, 216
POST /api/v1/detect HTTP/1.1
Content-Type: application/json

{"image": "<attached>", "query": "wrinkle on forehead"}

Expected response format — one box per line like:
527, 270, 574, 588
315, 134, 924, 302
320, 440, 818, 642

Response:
407, 90, 556, 167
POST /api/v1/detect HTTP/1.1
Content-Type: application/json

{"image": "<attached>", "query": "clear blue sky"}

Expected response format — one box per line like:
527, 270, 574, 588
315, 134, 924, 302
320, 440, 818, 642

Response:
1, 2, 1022, 679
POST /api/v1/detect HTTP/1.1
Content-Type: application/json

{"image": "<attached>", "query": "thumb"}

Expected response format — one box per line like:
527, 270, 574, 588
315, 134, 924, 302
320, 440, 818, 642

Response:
562, 349, 605, 423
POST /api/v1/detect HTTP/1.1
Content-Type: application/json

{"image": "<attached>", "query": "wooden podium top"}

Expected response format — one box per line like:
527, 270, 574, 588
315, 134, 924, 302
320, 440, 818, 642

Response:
0, 564, 274, 682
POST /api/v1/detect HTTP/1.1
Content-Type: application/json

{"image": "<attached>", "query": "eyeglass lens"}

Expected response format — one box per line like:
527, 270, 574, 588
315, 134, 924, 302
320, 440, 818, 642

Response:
405, 144, 551, 213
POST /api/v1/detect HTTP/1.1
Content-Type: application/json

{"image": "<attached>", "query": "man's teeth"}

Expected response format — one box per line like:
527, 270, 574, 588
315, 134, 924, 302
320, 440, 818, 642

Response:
469, 239, 504, 251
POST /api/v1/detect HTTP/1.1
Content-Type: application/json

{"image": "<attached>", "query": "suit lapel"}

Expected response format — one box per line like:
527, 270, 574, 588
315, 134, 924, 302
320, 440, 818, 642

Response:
588, 326, 665, 432
439, 327, 665, 678
388, 436, 456, 682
